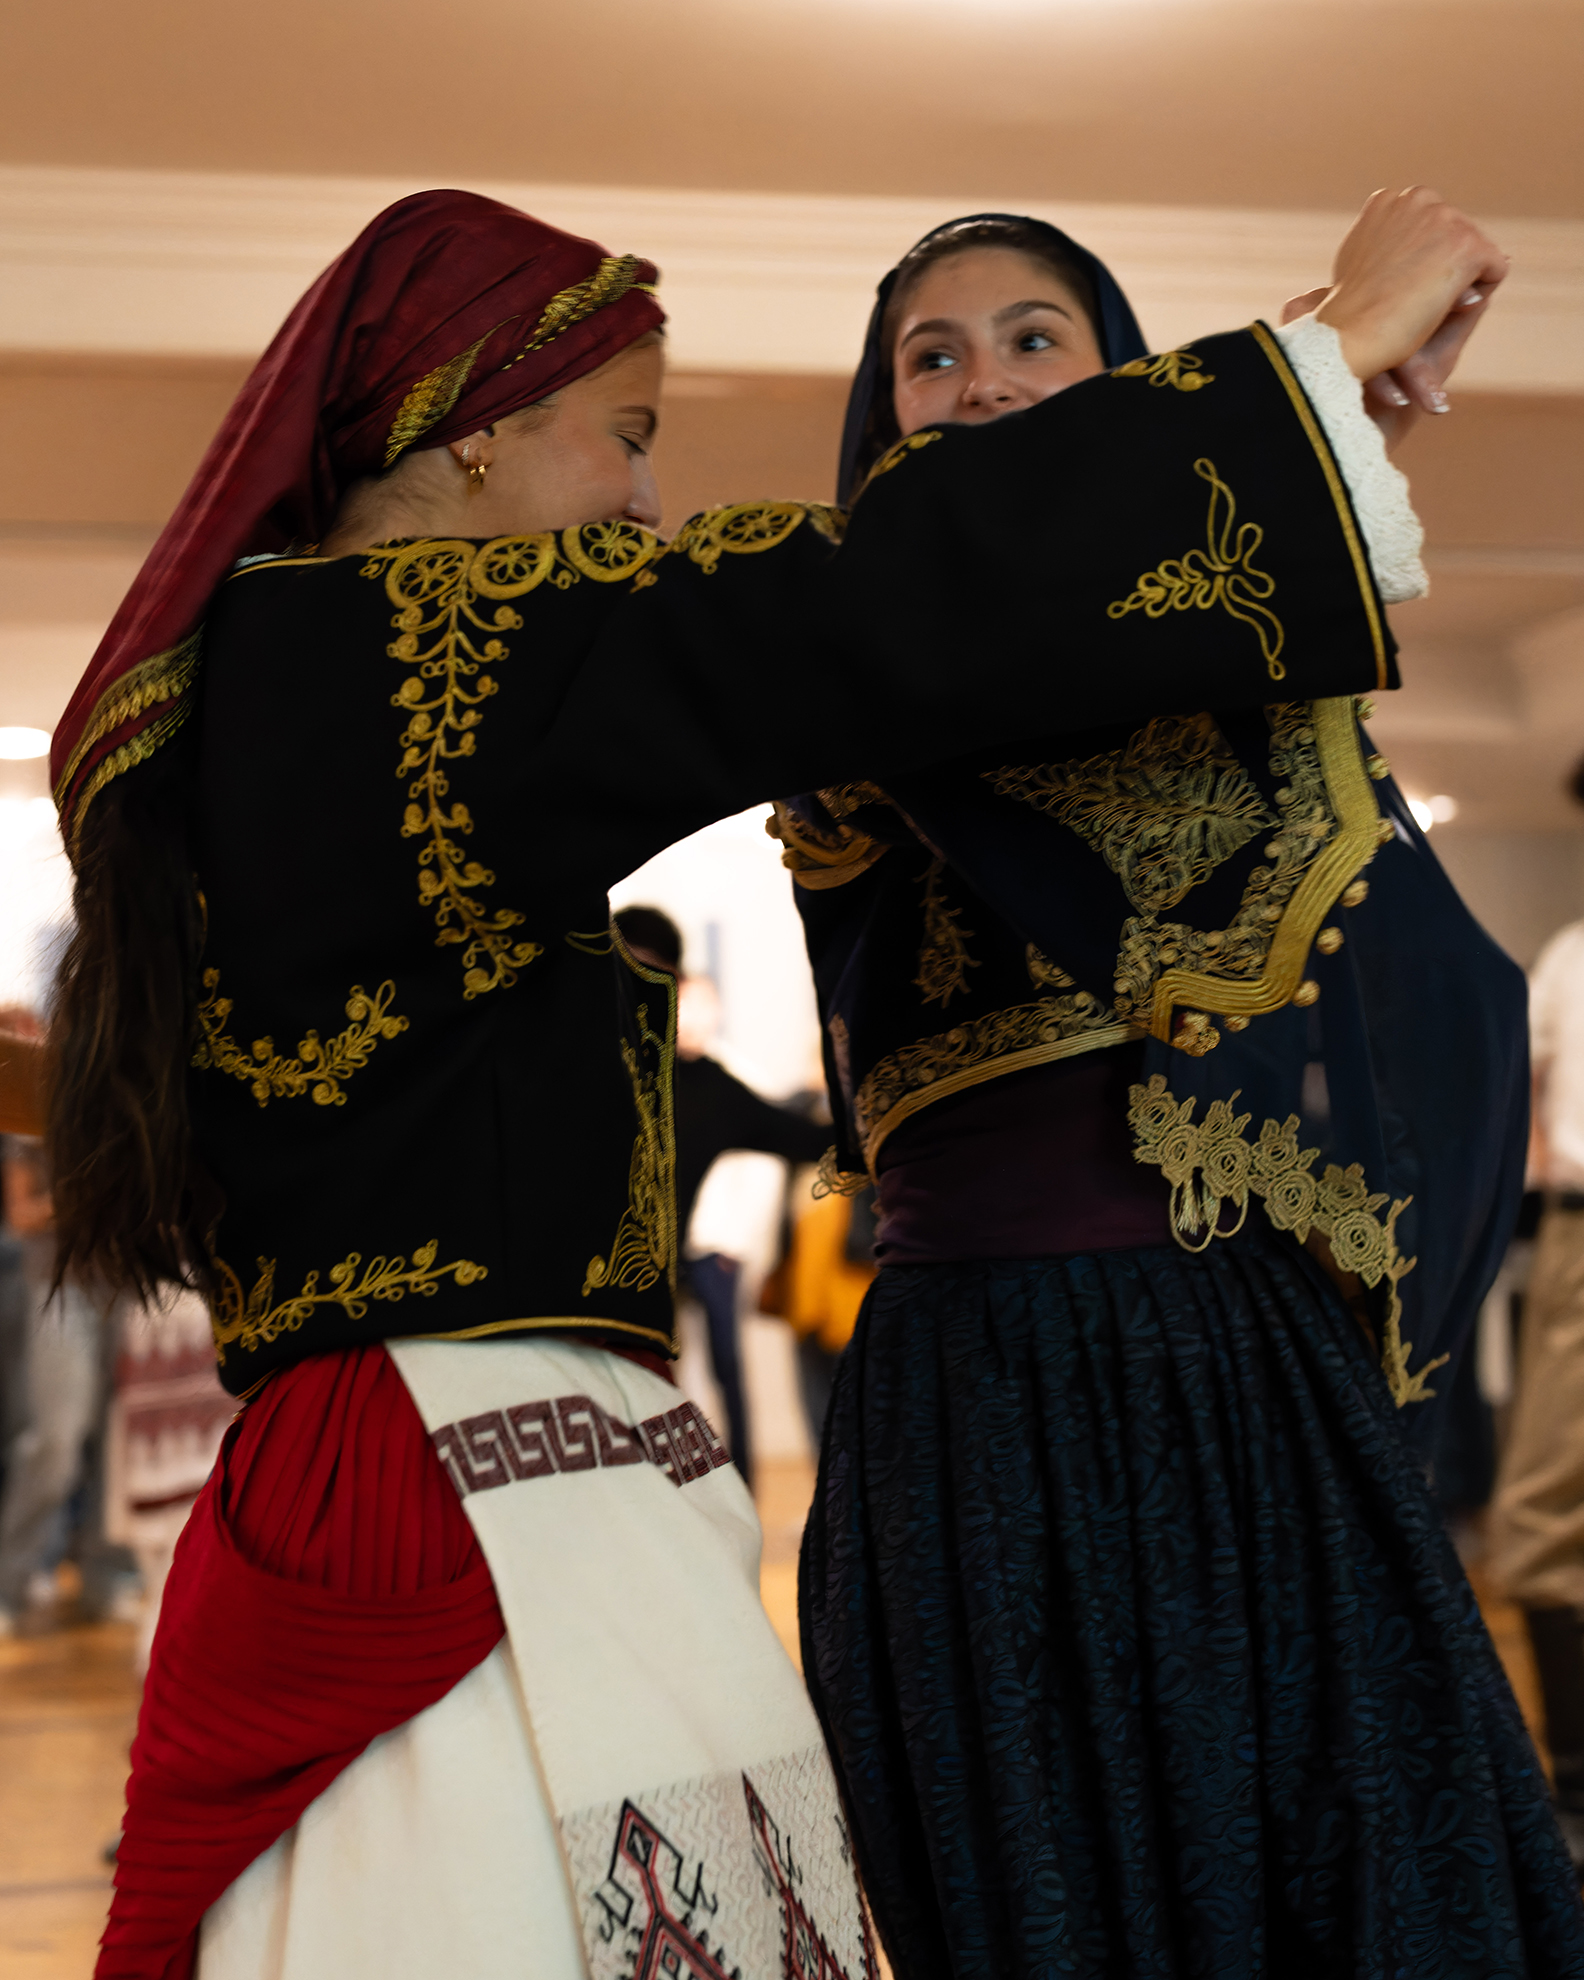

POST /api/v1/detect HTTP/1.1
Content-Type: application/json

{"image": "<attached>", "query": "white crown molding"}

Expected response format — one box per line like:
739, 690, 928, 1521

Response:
0, 165, 1580, 388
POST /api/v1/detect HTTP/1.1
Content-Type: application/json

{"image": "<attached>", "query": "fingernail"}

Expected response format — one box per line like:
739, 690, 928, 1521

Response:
1385, 382, 1411, 407
1458, 289, 1484, 307
1430, 390, 1450, 413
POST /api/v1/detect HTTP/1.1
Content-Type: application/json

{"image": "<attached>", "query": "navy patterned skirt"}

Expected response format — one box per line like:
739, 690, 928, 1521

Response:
799, 1226, 1584, 1978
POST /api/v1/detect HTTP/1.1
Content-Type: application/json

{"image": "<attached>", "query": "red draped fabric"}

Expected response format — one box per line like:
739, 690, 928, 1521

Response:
97, 1346, 506, 1980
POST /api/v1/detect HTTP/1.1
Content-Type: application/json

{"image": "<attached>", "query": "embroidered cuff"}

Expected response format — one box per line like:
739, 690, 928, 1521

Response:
1274, 314, 1428, 605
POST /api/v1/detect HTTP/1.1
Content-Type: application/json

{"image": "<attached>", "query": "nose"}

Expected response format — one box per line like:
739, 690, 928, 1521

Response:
959, 366, 1023, 416
625, 454, 663, 531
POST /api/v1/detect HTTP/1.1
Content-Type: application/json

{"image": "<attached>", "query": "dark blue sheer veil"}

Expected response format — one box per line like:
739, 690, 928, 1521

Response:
836, 213, 1150, 505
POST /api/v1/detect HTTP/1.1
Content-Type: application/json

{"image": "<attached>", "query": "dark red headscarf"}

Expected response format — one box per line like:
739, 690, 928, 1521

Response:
51, 189, 663, 848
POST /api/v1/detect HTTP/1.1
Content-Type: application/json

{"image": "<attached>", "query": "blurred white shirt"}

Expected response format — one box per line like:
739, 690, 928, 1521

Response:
1531, 919, 1584, 1189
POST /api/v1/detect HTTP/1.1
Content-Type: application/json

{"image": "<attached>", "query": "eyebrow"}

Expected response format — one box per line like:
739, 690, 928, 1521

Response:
900, 297, 1077, 347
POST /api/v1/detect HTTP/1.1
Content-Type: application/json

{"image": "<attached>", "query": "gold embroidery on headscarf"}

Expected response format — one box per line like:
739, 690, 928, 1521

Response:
55, 632, 204, 847
987, 714, 1275, 915
1126, 1075, 1444, 1407
502, 254, 650, 369
1112, 350, 1215, 391
915, 858, 978, 1008
384, 328, 495, 467
209, 1241, 487, 1363
192, 971, 408, 1107
364, 529, 661, 997
1107, 459, 1285, 680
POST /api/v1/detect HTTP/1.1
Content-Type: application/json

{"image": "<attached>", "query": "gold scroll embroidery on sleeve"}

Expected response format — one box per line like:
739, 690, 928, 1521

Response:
1107, 458, 1285, 680
192, 971, 408, 1107
915, 857, 979, 1008
987, 713, 1276, 915
861, 429, 944, 488
1112, 350, 1216, 392
367, 527, 662, 999
209, 1241, 488, 1364
582, 972, 678, 1300
766, 800, 889, 892
1127, 1074, 1445, 1408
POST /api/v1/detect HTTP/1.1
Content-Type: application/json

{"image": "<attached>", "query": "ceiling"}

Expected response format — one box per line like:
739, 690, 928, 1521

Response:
3, 0, 1580, 219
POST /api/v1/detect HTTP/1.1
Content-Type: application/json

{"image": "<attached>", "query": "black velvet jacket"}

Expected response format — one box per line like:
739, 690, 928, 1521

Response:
186, 324, 1394, 1392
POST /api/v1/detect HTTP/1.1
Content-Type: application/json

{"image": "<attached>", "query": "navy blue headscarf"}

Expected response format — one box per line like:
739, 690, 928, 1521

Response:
836, 213, 1149, 505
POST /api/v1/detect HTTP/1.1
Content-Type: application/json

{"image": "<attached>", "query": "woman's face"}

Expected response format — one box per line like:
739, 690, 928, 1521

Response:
890, 246, 1106, 439
455, 335, 665, 535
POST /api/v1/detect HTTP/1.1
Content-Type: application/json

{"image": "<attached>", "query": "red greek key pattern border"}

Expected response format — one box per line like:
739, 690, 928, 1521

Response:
431, 1392, 731, 1499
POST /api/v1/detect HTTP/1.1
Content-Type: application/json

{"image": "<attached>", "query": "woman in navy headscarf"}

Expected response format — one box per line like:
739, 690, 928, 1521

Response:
785, 215, 1584, 1977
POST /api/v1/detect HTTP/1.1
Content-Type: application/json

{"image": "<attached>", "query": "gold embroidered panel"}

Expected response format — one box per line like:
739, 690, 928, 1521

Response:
364, 527, 664, 999
854, 995, 1142, 1170
915, 857, 979, 1008
582, 937, 678, 1301
1127, 1075, 1445, 1408
1107, 458, 1285, 681
631, 500, 842, 589
988, 713, 1275, 915
192, 971, 408, 1107
210, 1240, 487, 1364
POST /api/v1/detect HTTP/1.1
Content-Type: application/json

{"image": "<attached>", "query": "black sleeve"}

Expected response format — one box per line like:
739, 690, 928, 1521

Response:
672, 1056, 830, 1239
527, 324, 1396, 885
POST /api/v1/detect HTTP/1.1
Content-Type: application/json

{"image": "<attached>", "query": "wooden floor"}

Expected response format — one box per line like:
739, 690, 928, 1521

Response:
0, 1473, 1547, 1979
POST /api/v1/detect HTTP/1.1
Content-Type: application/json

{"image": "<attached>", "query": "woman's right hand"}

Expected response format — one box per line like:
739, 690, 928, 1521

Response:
1313, 187, 1507, 386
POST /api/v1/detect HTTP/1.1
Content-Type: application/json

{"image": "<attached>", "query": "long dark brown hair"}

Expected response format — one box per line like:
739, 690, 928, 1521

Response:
46, 741, 213, 1298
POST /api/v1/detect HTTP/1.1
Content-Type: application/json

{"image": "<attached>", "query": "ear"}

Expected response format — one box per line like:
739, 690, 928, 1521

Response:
445, 425, 497, 472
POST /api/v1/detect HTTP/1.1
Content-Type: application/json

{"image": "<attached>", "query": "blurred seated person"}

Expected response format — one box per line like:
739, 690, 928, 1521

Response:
615, 906, 827, 1487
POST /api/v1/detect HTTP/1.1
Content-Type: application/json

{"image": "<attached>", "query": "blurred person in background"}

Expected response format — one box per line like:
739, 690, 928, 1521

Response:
614, 905, 826, 1485
1489, 751, 1584, 1875
0, 1007, 135, 1636
778, 1182, 877, 1448
784, 202, 1584, 1976
37, 183, 1396, 1980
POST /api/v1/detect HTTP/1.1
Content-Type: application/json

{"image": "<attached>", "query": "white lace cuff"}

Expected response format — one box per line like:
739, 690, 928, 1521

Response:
1273, 314, 1428, 605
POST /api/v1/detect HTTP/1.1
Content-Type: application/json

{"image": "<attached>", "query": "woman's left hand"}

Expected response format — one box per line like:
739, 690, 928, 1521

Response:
1281, 279, 1497, 451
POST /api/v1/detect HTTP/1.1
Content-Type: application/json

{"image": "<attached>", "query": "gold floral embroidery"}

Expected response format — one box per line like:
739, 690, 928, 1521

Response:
56, 631, 204, 846
1113, 350, 1215, 392
192, 971, 408, 1106
210, 1241, 487, 1364
631, 501, 836, 588
818, 781, 890, 820
1107, 458, 1285, 680
368, 529, 660, 998
1127, 1075, 1444, 1406
987, 713, 1276, 915
915, 857, 978, 1008
582, 970, 677, 1300
863, 430, 943, 486
1136, 698, 1383, 1040
853, 996, 1142, 1169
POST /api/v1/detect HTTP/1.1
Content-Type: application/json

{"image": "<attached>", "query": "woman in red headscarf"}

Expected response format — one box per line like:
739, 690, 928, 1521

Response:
44, 187, 1496, 1980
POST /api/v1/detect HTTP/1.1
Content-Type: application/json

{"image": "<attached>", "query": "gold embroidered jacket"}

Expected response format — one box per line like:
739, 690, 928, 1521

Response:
782, 693, 1527, 1419
182, 324, 1400, 1391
